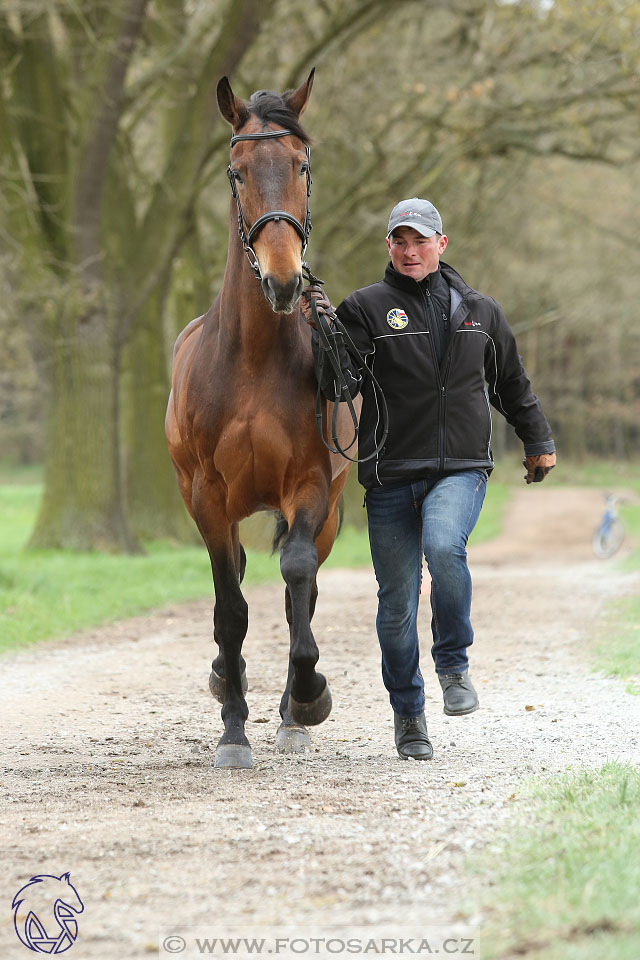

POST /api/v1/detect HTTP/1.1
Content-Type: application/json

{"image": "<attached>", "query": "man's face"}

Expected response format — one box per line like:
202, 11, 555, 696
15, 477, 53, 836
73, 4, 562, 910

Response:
386, 226, 448, 281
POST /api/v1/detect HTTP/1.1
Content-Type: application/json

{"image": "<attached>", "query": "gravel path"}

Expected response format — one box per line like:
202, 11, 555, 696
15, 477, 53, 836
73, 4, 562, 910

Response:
1, 486, 638, 959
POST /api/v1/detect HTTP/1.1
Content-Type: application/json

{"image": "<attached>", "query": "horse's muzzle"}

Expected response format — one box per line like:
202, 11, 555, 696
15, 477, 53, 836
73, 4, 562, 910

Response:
262, 273, 304, 314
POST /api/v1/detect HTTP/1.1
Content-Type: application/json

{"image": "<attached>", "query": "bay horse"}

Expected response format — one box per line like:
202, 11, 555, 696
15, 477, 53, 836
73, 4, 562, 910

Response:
165, 70, 359, 769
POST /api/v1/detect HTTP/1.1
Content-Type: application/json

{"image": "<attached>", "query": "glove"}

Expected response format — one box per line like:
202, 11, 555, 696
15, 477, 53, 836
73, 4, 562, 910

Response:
301, 283, 335, 329
523, 453, 556, 484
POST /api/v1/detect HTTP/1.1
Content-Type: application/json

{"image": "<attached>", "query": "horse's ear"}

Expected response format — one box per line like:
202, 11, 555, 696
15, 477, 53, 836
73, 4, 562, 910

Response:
217, 76, 250, 130
285, 68, 315, 118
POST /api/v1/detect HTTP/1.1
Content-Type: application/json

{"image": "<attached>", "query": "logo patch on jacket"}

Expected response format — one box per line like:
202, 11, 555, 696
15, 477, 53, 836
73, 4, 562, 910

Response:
386, 308, 409, 330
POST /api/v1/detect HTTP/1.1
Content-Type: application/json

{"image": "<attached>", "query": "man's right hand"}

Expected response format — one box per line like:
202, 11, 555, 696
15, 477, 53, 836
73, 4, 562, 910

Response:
301, 283, 335, 329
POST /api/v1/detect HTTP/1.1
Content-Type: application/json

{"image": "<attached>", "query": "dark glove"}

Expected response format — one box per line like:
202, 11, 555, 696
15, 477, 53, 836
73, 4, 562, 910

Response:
523, 453, 556, 484
301, 283, 335, 329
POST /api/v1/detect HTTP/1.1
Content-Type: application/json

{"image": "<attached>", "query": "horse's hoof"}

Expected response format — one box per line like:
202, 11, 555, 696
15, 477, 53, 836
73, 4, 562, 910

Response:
214, 743, 253, 769
275, 723, 311, 755
288, 681, 332, 726
208, 668, 248, 703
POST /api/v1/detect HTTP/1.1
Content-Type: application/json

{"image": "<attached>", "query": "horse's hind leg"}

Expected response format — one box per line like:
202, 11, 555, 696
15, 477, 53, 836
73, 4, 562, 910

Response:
279, 513, 332, 727
192, 488, 252, 769
209, 523, 249, 702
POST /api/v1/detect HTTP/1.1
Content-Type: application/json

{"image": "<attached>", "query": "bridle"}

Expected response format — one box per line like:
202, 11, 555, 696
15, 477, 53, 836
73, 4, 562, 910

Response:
225, 126, 389, 464
227, 128, 312, 280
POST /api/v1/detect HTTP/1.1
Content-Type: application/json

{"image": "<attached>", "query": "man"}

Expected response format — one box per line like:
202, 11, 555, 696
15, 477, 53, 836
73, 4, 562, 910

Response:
302, 198, 555, 760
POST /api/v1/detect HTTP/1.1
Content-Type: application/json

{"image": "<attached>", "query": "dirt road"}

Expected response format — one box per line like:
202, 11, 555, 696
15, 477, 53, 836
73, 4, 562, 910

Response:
1, 487, 638, 959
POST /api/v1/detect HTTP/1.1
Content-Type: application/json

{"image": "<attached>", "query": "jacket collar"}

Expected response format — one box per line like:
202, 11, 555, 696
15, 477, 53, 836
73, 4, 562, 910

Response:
384, 260, 474, 300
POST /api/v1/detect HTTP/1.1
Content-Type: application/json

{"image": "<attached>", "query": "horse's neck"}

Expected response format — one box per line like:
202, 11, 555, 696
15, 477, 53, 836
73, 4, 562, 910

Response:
219, 245, 302, 364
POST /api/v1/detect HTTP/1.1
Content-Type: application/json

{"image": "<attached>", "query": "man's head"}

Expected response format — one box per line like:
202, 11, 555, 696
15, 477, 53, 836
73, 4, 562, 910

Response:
385, 198, 447, 281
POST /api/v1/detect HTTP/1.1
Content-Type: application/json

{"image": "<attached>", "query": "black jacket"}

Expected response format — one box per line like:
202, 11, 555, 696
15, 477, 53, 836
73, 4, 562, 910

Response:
313, 261, 554, 490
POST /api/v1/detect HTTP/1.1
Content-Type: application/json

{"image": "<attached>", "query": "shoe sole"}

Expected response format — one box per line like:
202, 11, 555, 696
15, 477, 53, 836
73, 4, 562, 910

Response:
443, 702, 479, 716
397, 751, 434, 760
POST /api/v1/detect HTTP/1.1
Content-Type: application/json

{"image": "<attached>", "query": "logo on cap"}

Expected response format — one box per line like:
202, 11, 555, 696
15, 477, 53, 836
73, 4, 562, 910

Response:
387, 308, 409, 330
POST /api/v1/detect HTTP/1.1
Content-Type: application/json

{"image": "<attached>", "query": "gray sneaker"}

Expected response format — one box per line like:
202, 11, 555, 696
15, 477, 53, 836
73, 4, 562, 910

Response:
394, 712, 434, 760
439, 672, 479, 715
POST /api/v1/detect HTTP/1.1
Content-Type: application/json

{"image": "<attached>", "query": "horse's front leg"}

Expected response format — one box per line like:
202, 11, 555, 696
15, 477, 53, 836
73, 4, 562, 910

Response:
275, 579, 318, 754
209, 523, 249, 703
279, 512, 332, 727
192, 483, 252, 769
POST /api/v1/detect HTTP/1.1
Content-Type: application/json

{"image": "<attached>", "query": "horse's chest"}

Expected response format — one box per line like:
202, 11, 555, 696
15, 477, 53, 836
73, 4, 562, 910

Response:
211, 406, 295, 507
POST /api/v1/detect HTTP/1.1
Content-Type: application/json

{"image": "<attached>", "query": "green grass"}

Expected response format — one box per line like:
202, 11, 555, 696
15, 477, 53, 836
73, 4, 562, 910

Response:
589, 497, 640, 691
0, 482, 282, 655
592, 595, 640, 695
0, 473, 511, 654
542, 458, 640, 492
476, 763, 640, 960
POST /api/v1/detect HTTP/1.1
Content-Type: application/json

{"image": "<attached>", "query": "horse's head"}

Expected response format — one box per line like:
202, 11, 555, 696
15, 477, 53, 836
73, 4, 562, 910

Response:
218, 71, 315, 314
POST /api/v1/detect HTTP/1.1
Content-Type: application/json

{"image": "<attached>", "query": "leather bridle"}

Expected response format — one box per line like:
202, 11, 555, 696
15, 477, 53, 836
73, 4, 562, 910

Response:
227, 128, 312, 280
226, 127, 389, 464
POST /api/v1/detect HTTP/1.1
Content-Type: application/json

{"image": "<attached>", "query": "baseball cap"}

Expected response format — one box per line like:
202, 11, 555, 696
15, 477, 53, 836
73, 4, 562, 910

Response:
387, 198, 443, 238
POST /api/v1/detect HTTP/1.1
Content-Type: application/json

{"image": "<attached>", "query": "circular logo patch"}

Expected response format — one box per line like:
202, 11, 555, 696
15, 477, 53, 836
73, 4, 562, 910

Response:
386, 308, 409, 330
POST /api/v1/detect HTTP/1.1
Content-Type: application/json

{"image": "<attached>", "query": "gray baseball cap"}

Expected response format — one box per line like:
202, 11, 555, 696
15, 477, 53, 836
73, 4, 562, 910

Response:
387, 198, 443, 238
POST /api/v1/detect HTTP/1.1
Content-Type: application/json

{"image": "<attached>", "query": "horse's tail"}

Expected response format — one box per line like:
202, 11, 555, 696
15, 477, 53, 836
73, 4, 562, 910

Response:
271, 512, 289, 554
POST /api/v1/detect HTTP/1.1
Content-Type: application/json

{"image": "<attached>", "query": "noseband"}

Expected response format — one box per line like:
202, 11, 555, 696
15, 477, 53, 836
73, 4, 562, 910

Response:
227, 128, 312, 280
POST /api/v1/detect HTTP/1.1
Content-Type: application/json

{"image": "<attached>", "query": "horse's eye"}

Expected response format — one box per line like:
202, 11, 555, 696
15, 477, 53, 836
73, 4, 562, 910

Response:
232, 170, 244, 184
300, 163, 309, 176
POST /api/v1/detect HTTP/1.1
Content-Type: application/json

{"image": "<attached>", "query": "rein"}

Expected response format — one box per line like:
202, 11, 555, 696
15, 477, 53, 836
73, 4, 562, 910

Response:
226, 127, 388, 463
303, 264, 389, 464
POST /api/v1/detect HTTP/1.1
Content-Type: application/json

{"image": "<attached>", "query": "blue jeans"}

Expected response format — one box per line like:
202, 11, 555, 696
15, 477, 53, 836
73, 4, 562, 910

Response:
366, 470, 487, 717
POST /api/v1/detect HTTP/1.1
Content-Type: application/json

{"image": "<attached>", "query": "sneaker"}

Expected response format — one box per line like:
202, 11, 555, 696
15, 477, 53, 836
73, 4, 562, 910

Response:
438, 672, 479, 716
394, 712, 434, 760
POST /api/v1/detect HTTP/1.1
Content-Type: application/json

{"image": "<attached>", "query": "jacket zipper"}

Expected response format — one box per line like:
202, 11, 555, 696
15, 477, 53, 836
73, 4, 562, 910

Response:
419, 285, 446, 471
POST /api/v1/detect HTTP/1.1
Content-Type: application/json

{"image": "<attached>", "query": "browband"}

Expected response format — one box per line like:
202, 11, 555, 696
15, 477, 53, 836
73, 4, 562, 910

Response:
229, 129, 295, 147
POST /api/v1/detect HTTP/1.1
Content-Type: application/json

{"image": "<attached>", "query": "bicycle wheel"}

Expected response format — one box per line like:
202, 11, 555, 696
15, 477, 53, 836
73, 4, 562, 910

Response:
592, 517, 625, 559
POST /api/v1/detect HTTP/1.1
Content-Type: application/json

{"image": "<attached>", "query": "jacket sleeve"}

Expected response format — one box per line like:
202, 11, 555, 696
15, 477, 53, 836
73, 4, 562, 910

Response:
486, 301, 556, 456
310, 293, 371, 402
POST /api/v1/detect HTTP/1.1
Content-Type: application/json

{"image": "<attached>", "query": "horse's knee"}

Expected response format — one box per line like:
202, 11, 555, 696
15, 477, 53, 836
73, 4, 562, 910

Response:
280, 534, 318, 588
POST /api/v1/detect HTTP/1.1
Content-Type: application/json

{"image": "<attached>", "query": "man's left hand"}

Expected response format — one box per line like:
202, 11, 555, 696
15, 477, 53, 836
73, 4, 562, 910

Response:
523, 453, 556, 484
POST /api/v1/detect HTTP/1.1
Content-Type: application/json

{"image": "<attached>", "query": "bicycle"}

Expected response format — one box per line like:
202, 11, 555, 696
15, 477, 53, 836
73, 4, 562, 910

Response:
592, 493, 625, 559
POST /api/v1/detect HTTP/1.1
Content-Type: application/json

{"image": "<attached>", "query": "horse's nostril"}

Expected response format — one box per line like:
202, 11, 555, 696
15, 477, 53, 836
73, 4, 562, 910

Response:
262, 275, 303, 313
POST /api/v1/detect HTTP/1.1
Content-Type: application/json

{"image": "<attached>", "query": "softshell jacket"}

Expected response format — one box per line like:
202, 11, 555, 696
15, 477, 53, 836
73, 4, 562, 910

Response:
314, 261, 554, 490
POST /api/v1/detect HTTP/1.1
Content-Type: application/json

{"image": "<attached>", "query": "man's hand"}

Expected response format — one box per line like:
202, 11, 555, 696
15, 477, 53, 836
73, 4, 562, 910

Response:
523, 453, 556, 484
301, 283, 334, 329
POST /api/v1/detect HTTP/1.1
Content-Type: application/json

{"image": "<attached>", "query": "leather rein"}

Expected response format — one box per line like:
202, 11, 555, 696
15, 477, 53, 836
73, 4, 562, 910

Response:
226, 127, 388, 463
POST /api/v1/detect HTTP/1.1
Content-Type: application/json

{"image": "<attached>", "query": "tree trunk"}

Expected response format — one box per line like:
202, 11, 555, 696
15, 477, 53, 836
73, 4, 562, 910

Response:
122, 289, 197, 542
30, 293, 137, 551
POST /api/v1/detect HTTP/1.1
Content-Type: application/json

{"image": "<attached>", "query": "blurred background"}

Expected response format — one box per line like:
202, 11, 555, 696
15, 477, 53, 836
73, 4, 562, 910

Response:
1, 0, 638, 574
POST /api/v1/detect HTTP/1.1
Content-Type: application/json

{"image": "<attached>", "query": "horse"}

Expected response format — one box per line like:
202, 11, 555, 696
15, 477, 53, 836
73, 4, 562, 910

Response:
165, 70, 359, 769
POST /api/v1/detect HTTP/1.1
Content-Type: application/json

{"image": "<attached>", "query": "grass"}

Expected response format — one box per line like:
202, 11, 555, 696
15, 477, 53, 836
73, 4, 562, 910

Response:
475, 763, 640, 960
472, 462, 640, 960
0, 482, 281, 655
593, 596, 640, 695
589, 493, 640, 692
0, 471, 511, 654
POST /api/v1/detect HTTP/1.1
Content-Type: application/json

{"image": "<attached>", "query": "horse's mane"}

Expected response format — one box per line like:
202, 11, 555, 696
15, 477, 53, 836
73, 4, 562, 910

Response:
248, 90, 311, 145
